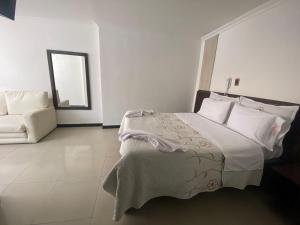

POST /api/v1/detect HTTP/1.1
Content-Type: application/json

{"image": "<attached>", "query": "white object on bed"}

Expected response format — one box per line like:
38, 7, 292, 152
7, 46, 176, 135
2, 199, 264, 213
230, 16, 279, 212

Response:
240, 96, 299, 147
119, 129, 187, 152
125, 109, 154, 118
198, 98, 232, 124
226, 104, 285, 151
240, 96, 299, 122
210, 92, 239, 102
176, 113, 265, 172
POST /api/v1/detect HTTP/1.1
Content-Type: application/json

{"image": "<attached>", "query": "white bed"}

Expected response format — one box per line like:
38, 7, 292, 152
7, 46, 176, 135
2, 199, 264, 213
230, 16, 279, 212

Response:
176, 113, 276, 189
102, 112, 275, 221
177, 113, 282, 164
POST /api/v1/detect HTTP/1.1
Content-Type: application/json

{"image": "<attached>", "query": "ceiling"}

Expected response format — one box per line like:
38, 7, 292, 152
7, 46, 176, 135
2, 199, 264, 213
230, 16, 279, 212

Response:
16, 0, 270, 38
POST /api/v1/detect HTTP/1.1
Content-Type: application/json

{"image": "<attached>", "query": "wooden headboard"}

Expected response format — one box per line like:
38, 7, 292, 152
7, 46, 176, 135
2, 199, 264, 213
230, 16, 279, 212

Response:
194, 90, 300, 163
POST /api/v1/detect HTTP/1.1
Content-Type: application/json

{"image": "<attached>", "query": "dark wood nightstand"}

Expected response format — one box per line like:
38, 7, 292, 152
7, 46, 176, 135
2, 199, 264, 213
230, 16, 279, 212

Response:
270, 163, 300, 205
273, 163, 300, 187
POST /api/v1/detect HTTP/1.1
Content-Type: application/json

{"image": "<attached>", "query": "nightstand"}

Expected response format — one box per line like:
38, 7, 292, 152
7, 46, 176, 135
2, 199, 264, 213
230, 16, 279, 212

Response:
270, 163, 300, 205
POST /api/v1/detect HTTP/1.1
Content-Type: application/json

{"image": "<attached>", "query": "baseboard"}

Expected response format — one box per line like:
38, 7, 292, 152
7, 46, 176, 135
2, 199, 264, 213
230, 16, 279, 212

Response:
102, 125, 120, 129
57, 123, 120, 129
57, 123, 103, 127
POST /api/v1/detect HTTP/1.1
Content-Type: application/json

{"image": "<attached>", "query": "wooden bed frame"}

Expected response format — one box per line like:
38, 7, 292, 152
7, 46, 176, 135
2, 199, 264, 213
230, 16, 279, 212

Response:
194, 90, 300, 163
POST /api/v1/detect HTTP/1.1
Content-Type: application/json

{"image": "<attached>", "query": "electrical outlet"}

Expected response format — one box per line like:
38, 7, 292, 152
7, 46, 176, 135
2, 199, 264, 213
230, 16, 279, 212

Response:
234, 78, 240, 86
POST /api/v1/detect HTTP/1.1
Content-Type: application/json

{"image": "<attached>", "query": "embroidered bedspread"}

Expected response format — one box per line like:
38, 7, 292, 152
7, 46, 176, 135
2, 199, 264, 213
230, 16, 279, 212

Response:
102, 113, 224, 221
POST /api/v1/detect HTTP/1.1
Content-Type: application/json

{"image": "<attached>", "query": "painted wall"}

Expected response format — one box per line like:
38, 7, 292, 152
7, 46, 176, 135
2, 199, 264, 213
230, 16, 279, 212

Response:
0, 16, 102, 124
99, 26, 200, 125
210, 0, 300, 103
1, 0, 270, 125
93, 0, 269, 125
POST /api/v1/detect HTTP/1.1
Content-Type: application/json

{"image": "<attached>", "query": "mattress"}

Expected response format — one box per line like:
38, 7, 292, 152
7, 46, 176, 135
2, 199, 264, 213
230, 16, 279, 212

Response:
175, 113, 267, 171
176, 113, 282, 161
0, 115, 26, 133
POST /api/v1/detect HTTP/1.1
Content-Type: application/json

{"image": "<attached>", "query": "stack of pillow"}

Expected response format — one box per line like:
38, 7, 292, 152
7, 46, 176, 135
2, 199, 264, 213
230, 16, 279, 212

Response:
198, 92, 299, 152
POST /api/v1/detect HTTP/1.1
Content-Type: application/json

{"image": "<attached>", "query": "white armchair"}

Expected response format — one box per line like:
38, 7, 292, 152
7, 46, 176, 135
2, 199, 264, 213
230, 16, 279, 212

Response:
0, 91, 57, 144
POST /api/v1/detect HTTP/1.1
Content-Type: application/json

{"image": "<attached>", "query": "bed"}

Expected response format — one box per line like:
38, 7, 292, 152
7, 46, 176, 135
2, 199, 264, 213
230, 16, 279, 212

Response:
103, 90, 300, 221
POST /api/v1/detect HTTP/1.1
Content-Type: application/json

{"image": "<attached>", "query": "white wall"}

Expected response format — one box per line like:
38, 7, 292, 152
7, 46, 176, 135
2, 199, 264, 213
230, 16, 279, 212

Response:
0, 16, 102, 124
209, 0, 300, 103
91, 0, 268, 39
16, 0, 94, 23
99, 26, 200, 125
1, 0, 270, 126
93, 0, 268, 125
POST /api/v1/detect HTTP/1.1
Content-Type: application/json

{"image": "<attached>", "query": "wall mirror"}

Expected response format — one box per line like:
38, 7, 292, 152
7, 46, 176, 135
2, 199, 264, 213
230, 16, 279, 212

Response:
47, 50, 91, 110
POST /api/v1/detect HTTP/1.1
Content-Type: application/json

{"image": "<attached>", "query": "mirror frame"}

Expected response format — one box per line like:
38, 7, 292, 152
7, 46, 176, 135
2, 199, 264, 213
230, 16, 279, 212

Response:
47, 49, 91, 110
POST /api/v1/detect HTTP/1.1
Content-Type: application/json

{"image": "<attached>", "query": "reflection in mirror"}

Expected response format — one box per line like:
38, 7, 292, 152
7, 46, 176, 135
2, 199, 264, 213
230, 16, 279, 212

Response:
47, 50, 91, 109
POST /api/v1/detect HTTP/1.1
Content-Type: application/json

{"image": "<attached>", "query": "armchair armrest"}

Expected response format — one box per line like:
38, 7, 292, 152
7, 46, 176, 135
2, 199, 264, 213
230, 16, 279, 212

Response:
24, 107, 57, 143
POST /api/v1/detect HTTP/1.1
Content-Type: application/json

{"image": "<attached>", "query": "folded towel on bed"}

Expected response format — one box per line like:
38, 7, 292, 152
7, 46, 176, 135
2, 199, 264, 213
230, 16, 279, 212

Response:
119, 129, 188, 152
125, 110, 154, 118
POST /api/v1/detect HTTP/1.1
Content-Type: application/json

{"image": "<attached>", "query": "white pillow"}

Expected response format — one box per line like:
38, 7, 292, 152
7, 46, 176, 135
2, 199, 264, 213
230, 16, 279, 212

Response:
198, 98, 232, 124
227, 104, 285, 151
210, 92, 239, 103
240, 96, 299, 146
5, 91, 49, 115
240, 96, 299, 122
0, 92, 8, 115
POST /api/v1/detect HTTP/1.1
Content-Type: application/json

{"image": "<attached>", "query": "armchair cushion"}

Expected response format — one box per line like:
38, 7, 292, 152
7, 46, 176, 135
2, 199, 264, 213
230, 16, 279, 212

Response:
5, 91, 49, 115
0, 132, 27, 138
0, 115, 25, 133
0, 92, 8, 115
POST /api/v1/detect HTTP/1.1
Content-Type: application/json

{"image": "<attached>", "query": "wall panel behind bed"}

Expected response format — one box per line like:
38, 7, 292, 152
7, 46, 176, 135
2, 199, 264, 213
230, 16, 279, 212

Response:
198, 1, 300, 104
193, 2, 300, 186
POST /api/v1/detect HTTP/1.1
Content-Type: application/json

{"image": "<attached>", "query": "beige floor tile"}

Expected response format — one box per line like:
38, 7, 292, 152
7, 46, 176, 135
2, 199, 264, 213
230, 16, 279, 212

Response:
91, 185, 184, 225
56, 145, 105, 179
99, 157, 120, 177
0, 145, 18, 150
0, 184, 7, 193
103, 142, 121, 158
0, 147, 47, 184
0, 128, 296, 225
0, 182, 54, 225
32, 181, 100, 224
91, 188, 115, 225
91, 188, 292, 225
0, 146, 16, 160
0, 157, 30, 184
14, 145, 104, 183
13, 160, 63, 183
4, 147, 46, 163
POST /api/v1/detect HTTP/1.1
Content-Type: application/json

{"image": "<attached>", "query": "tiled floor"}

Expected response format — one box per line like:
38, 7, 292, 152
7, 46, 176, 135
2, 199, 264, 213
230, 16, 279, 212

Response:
0, 128, 298, 225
